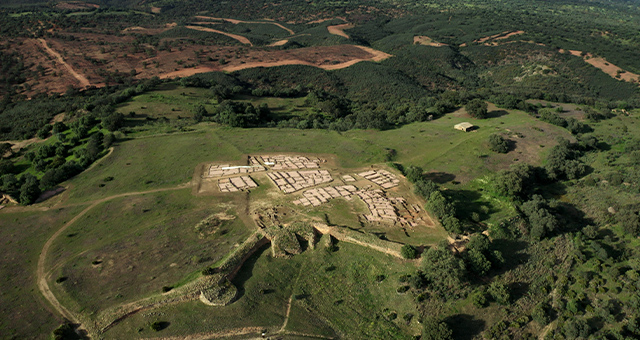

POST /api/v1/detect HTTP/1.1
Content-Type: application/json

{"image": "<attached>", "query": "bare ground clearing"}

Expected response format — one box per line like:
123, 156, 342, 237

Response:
8, 29, 394, 96
162, 44, 392, 77
185, 25, 253, 45
327, 23, 355, 39
566, 50, 640, 83
413, 36, 447, 47
194, 16, 295, 35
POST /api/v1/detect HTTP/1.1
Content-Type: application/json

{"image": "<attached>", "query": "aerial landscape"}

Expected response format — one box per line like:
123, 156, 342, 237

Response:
2, 0, 640, 339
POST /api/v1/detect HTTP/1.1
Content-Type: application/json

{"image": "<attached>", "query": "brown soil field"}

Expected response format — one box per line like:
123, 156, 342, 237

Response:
55, 1, 99, 10
566, 50, 640, 83
168, 45, 391, 75
413, 36, 447, 47
327, 23, 355, 39
150, 7, 161, 14
306, 17, 347, 24
185, 25, 253, 46
6, 23, 391, 96
9, 38, 92, 94
194, 16, 295, 35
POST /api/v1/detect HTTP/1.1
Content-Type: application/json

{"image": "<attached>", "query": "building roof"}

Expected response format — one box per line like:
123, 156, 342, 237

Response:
454, 122, 475, 130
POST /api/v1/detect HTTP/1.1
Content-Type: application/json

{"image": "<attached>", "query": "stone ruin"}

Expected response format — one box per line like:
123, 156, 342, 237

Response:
218, 176, 258, 192
358, 169, 400, 189
267, 170, 333, 194
205, 164, 265, 178
293, 185, 358, 207
357, 189, 423, 227
259, 155, 324, 170
341, 175, 356, 182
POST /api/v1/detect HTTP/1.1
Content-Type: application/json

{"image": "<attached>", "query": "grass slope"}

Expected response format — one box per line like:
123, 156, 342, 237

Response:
0, 205, 87, 339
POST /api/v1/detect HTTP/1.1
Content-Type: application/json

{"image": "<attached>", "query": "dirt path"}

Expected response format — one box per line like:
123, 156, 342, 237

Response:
539, 320, 557, 339
494, 30, 525, 40
148, 327, 264, 340
84, 147, 113, 172
36, 184, 190, 337
279, 262, 306, 333
221, 45, 392, 73
37, 38, 91, 88
194, 16, 295, 35
327, 23, 354, 39
185, 26, 252, 45
0, 137, 42, 153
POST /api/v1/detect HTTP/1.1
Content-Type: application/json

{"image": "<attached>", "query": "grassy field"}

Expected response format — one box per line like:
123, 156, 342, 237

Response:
234, 94, 314, 120
116, 84, 217, 122
61, 105, 571, 217
6, 99, 576, 338
0, 205, 87, 339
116, 84, 315, 125
104, 235, 419, 339
46, 188, 253, 316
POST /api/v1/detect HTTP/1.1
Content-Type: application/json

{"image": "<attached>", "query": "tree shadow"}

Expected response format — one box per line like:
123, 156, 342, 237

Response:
490, 239, 530, 274
151, 321, 170, 331
424, 171, 456, 184
35, 186, 66, 203
487, 110, 509, 118
443, 314, 486, 340
445, 189, 499, 225
230, 243, 270, 301
508, 281, 530, 303
506, 139, 518, 152
555, 201, 595, 233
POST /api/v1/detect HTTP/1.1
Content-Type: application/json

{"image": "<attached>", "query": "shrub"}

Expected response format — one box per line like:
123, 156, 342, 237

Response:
422, 317, 454, 340
488, 134, 510, 153
488, 281, 511, 305
532, 302, 550, 325
471, 289, 487, 308
401, 244, 418, 259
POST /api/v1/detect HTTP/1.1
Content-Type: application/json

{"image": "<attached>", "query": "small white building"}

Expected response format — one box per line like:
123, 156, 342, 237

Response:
454, 122, 475, 132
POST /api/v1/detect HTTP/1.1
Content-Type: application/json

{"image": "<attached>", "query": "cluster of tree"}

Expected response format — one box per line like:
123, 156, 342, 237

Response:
465, 99, 488, 119
494, 138, 591, 201
545, 138, 590, 181
211, 101, 270, 128
395, 164, 465, 235
537, 107, 591, 135
0, 49, 27, 94
415, 237, 505, 302
1, 113, 114, 204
